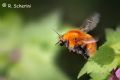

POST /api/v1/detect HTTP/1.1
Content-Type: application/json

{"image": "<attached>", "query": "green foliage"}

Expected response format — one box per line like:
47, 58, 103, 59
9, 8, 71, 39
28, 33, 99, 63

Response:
78, 27, 120, 80
0, 10, 70, 80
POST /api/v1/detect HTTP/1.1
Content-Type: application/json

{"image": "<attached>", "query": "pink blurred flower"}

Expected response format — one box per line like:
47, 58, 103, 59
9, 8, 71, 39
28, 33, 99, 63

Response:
109, 68, 120, 80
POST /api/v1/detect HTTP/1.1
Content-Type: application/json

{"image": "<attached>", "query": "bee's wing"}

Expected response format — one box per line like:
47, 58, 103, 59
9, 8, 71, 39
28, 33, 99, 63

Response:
80, 13, 100, 32
83, 38, 98, 44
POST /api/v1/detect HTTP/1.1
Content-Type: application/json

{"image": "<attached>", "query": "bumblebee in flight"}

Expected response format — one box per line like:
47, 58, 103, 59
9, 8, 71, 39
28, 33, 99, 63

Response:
56, 13, 100, 58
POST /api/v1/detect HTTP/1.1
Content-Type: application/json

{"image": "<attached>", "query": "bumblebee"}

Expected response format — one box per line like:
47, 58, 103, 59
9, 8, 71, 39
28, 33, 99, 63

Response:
56, 13, 100, 58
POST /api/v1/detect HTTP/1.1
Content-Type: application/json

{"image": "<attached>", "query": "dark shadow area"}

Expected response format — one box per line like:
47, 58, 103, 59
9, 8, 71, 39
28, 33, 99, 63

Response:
55, 47, 90, 80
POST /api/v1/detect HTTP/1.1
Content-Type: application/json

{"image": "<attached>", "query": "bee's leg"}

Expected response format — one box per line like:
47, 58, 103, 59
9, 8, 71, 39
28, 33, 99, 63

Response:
65, 40, 69, 48
82, 53, 88, 59
80, 47, 89, 59
74, 46, 89, 59
78, 44, 89, 56
77, 50, 88, 59
68, 47, 76, 53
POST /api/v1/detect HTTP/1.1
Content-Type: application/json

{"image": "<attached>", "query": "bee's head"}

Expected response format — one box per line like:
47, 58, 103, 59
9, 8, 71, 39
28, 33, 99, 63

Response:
58, 40, 64, 46
53, 29, 68, 47
56, 35, 66, 46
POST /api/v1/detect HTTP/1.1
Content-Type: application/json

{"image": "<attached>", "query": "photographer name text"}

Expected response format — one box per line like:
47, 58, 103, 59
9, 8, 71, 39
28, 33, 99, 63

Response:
2, 3, 31, 8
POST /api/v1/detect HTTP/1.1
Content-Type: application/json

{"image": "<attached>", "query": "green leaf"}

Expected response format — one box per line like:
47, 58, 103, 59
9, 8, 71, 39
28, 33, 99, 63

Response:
92, 45, 115, 65
78, 60, 109, 79
78, 56, 120, 79
105, 28, 120, 54
78, 27, 120, 80
105, 28, 120, 45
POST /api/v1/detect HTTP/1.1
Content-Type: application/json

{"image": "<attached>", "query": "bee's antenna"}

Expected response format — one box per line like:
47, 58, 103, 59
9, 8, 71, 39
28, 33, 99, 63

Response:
55, 41, 60, 46
51, 28, 62, 46
52, 29, 61, 37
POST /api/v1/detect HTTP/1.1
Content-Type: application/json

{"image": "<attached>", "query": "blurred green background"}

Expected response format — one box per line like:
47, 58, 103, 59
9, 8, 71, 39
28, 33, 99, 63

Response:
0, 0, 120, 80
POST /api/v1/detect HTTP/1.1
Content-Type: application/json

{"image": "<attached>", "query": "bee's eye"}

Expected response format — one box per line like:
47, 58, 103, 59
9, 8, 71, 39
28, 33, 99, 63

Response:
59, 41, 65, 46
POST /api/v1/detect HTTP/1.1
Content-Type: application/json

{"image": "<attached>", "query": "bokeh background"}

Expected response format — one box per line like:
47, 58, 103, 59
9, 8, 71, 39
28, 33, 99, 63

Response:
0, 0, 120, 80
